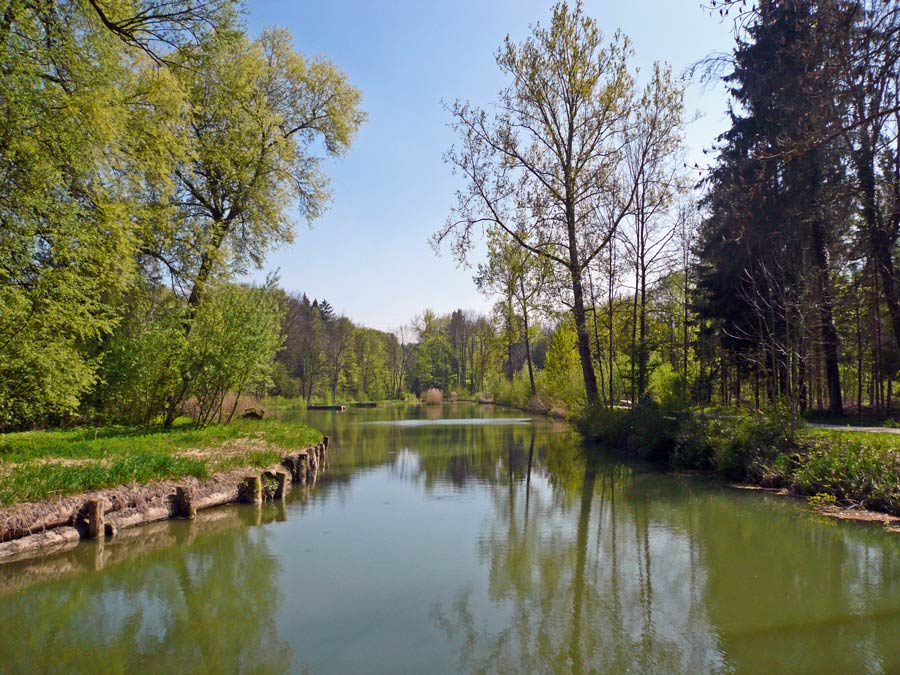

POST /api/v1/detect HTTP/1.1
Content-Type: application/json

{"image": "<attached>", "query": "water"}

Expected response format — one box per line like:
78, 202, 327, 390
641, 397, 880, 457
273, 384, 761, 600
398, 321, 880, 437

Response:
2, 403, 900, 674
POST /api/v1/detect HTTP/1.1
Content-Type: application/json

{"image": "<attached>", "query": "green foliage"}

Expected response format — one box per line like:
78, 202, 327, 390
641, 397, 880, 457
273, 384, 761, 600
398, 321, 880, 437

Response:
576, 400, 676, 460
186, 283, 284, 426
674, 412, 794, 481
807, 492, 838, 509
100, 287, 189, 426
542, 321, 585, 410
648, 362, 689, 410
792, 437, 900, 514
0, 5, 364, 431
0, 1, 145, 428
492, 370, 536, 409
574, 406, 631, 448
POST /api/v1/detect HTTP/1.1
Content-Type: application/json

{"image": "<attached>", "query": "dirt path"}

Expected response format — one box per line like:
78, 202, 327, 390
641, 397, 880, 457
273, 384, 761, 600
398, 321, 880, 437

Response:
809, 423, 900, 435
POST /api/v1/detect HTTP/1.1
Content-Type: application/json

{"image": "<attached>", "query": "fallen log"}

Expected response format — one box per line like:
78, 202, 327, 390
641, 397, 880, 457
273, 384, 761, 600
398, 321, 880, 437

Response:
105, 501, 177, 536
0, 526, 81, 561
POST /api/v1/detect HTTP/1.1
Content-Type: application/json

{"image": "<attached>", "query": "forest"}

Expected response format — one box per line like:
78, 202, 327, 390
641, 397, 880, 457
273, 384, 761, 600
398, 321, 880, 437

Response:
2, 0, 900, 434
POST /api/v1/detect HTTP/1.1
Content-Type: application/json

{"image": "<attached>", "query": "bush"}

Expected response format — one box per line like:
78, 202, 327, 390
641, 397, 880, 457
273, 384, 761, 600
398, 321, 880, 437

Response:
575, 405, 631, 447
491, 371, 534, 409
576, 398, 677, 460
422, 388, 443, 405
624, 398, 678, 461
792, 437, 900, 514
674, 411, 794, 481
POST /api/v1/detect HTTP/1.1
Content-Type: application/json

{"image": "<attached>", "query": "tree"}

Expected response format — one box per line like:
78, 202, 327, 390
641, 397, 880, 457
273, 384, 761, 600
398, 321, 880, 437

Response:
324, 316, 354, 403
697, 0, 850, 414
620, 62, 685, 402
150, 27, 364, 423
436, 1, 666, 406
186, 282, 284, 426
0, 0, 193, 428
156, 28, 365, 313
476, 230, 551, 395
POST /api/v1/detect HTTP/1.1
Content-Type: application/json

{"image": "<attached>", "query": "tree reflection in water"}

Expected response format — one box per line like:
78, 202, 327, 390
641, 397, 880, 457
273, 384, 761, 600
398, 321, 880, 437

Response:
0, 508, 293, 674
4, 405, 900, 674
429, 427, 728, 675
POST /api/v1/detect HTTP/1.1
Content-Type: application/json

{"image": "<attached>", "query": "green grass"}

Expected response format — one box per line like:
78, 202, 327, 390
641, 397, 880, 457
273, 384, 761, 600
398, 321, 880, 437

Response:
0, 418, 322, 506
792, 431, 900, 514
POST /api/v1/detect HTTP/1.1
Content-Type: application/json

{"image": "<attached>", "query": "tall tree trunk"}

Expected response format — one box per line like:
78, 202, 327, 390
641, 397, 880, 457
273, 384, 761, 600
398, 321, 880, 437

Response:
637, 262, 648, 399
858, 142, 900, 366
608, 249, 616, 409
630, 261, 639, 406
571, 267, 599, 406
808, 166, 843, 415
520, 279, 537, 396
588, 270, 607, 404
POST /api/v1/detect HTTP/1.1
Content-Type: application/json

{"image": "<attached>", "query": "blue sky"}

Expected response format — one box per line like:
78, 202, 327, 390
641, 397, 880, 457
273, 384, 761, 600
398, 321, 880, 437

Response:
244, 1, 736, 331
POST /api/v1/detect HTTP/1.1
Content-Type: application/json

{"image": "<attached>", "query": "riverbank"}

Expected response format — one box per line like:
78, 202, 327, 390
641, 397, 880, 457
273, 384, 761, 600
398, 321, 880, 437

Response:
0, 418, 328, 560
0, 418, 322, 506
577, 404, 900, 521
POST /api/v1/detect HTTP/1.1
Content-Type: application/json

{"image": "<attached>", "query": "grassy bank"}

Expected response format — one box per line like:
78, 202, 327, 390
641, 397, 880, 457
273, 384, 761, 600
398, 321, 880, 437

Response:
0, 418, 322, 506
578, 404, 900, 516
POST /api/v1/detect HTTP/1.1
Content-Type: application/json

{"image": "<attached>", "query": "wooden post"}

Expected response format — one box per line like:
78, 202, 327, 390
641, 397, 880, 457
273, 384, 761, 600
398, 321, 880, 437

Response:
175, 487, 196, 519
322, 436, 330, 450
274, 471, 288, 499
297, 452, 309, 485
281, 456, 298, 480
86, 499, 104, 539
240, 475, 262, 504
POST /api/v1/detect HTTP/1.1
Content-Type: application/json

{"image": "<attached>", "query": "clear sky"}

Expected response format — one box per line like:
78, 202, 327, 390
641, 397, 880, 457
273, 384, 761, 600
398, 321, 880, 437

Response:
243, 1, 736, 331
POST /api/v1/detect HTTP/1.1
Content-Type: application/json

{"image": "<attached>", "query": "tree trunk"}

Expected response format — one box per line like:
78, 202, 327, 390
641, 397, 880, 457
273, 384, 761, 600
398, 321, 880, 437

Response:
571, 266, 599, 406
520, 279, 537, 396
808, 166, 842, 415
637, 263, 648, 399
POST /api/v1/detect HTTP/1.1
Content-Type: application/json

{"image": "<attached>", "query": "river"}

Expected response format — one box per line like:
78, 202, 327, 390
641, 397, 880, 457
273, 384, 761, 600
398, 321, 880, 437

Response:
1, 403, 900, 674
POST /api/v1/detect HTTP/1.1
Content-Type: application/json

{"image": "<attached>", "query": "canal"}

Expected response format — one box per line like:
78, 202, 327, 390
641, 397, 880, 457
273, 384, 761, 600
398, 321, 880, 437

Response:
2, 403, 900, 674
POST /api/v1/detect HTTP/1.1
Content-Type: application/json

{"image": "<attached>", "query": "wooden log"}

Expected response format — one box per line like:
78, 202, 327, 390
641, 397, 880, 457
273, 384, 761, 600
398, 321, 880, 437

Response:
175, 487, 196, 519
239, 475, 262, 505
322, 435, 330, 450
0, 526, 81, 561
0, 504, 77, 543
193, 488, 240, 512
85, 499, 105, 539
105, 502, 177, 535
281, 455, 298, 480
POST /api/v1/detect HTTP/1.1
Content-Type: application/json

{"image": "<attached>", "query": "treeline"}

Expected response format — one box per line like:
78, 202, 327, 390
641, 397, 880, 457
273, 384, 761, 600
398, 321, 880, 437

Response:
436, 0, 900, 421
0, 1, 363, 430
270, 302, 538, 405
697, 0, 900, 418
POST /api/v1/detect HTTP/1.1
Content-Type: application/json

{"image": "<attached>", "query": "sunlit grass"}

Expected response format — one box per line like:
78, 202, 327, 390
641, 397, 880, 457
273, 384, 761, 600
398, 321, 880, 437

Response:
0, 418, 322, 506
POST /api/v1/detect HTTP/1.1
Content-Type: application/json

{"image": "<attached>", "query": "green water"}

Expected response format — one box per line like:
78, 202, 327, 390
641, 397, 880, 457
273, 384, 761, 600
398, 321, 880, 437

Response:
2, 403, 900, 674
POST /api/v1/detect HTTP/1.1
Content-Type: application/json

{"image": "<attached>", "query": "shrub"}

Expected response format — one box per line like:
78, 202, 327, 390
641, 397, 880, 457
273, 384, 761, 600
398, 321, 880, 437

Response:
576, 398, 677, 460
575, 404, 631, 447
624, 398, 679, 461
491, 371, 533, 409
673, 411, 795, 481
792, 437, 900, 514
422, 388, 443, 405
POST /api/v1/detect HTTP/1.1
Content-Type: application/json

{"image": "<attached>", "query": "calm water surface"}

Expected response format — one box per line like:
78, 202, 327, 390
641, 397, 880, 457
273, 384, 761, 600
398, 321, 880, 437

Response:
2, 403, 900, 674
